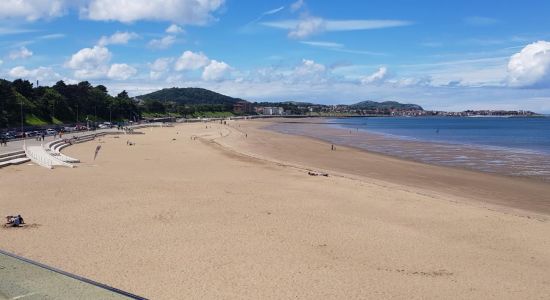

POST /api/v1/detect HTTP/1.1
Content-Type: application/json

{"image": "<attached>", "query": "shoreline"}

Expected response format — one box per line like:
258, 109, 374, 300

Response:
220, 119, 550, 218
269, 117, 550, 182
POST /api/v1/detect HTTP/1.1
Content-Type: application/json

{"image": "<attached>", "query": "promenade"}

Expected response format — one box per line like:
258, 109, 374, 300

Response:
0, 129, 117, 155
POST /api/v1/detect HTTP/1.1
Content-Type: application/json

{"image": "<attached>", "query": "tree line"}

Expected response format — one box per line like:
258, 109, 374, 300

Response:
0, 79, 248, 129
0, 79, 140, 128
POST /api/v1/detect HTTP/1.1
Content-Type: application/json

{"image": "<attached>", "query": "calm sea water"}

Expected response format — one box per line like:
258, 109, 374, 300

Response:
332, 117, 550, 155
268, 117, 550, 180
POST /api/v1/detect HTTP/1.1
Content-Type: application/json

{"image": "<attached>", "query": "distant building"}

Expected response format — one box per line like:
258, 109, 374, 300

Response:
262, 107, 273, 115
233, 101, 253, 114
261, 107, 284, 115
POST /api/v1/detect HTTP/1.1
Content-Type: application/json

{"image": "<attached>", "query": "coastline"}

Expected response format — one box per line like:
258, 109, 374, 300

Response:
269, 117, 550, 181
0, 120, 549, 299
227, 118, 550, 218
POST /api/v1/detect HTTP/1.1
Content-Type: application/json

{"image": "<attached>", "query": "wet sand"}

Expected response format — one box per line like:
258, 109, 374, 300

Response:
269, 120, 550, 181
245, 119, 550, 217
0, 120, 549, 299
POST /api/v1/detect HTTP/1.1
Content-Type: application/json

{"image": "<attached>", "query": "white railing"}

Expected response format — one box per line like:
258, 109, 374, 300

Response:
25, 145, 74, 169
24, 146, 53, 169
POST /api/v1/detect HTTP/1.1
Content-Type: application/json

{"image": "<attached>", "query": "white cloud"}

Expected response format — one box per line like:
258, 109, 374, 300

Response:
0, 0, 68, 21
98, 31, 138, 46
250, 6, 285, 23
0, 27, 38, 35
40, 33, 66, 40
107, 63, 137, 80
300, 41, 344, 48
65, 45, 137, 80
202, 60, 231, 81
288, 17, 325, 39
0, 59, 3, 65
301, 41, 383, 56
166, 24, 184, 34
294, 59, 326, 75
65, 45, 111, 70
326, 20, 413, 31
263, 18, 413, 38
263, 6, 285, 16
242, 59, 328, 84
151, 58, 173, 72
391, 76, 432, 87
0, 0, 225, 25
8, 66, 60, 81
175, 51, 209, 71
507, 41, 550, 88
149, 57, 173, 79
65, 45, 112, 79
361, 67, 388, 85
82, 0, 225, 24
291, 59, 327, 83
148, 35, 176, 49
290, 0, 305, 12
9, 47, 33, 60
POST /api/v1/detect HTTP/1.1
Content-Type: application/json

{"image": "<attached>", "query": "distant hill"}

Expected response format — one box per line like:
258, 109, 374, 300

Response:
280, 101, 316, 106
350, 100, 423, 111
136, 87, 246, 105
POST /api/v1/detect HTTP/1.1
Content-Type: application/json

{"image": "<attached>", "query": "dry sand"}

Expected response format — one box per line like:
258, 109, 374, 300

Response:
0, 120, 549, 299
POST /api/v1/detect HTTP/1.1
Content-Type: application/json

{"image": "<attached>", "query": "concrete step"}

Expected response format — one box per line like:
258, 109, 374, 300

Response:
0, 150, 25, 159
0, 157, 30, 168
9, 157, 30, 165
0, 153, 27, 163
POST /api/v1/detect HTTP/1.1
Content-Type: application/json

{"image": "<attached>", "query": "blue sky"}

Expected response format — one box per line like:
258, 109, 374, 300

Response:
1, 0, 550, 112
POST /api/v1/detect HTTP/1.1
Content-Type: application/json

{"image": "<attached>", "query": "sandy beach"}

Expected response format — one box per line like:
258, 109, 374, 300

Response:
1, 119, 549, 299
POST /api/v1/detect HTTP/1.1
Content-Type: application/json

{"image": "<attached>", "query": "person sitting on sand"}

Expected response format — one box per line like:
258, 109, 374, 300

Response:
5, 215, 24, 227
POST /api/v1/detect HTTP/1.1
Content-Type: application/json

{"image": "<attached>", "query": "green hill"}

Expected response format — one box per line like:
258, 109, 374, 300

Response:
350, 100, 423, 111
136, 87, 246, 105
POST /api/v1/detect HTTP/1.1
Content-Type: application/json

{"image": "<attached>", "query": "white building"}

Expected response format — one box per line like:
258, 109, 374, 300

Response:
262, 107, 284, 115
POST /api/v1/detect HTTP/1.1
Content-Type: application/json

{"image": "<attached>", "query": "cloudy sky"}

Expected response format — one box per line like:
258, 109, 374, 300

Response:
1, 0, 550, 112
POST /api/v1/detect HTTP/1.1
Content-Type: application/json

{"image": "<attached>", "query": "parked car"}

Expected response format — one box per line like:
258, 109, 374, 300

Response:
1, 132, 14, 140
46, 129, 57, 135
25, 131, 37, 137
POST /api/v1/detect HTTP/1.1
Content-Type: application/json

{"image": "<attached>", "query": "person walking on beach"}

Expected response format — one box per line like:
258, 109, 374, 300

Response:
331, 144, 335, 151
94, 145, 102, 160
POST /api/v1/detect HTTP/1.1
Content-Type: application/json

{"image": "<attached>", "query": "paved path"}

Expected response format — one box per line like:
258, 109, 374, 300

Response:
0, 250, 144, 299
0, 129, 118, 155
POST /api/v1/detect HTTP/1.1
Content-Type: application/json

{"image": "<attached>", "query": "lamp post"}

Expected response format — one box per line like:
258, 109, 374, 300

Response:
51, 98, 55, 124
20, 99, 25, 147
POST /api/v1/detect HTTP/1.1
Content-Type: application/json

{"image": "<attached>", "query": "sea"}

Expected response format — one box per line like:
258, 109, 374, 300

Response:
268, 116, 550, 181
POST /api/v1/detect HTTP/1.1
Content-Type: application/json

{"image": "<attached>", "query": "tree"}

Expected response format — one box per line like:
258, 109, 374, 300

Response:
12, 79, 34, 100
0, 80, 19, 128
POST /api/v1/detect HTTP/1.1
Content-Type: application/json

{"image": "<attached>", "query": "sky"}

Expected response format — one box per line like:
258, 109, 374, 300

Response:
1, 0, 550, 112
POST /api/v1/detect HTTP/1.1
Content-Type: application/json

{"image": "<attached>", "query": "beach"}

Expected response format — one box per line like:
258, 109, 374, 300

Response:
1, 119, 549, 299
